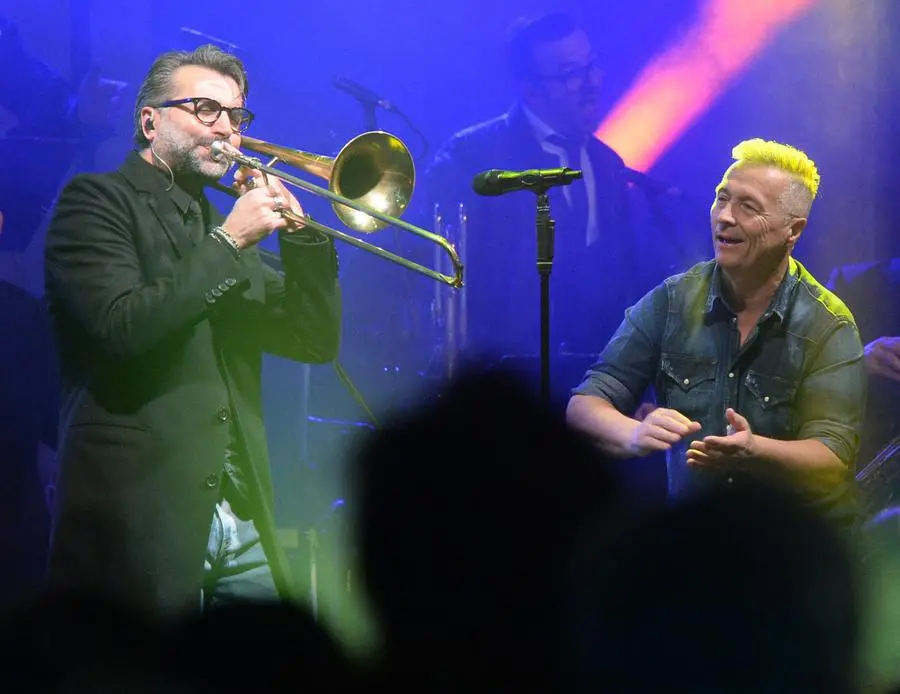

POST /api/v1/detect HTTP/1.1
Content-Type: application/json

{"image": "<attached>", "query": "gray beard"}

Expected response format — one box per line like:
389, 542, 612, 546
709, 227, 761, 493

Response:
155, 128, 231, 183
169, 144, 230, 182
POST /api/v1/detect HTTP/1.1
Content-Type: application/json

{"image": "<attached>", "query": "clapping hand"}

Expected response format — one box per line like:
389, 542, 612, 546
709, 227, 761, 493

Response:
687, 408, 754, 468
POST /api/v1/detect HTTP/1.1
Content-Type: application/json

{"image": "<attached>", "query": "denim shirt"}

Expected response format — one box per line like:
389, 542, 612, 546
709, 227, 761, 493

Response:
573, 258, 866, 524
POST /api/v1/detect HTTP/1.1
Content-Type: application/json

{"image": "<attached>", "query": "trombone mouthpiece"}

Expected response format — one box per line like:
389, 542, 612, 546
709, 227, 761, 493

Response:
210, 140, 228, 161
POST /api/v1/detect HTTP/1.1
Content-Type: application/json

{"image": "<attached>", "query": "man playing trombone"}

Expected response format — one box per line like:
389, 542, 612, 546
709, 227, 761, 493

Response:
43, 44, 342, 617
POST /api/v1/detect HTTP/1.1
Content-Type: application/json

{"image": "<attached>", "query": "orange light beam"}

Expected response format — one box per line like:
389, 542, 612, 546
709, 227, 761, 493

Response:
596, 0, 820, 172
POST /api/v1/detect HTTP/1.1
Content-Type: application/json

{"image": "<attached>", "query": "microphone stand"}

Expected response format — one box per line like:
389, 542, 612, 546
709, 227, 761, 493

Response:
533, 188, 555, 409
473, 168, 580, 408
361, 103, 378, 132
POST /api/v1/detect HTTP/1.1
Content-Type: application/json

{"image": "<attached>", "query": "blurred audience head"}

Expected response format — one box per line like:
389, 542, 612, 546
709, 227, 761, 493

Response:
165, 599, 359, 693
565, 482, 859, 694
0, 591, 172, 692
351, 365, 619, 684
858, 505, 900, 694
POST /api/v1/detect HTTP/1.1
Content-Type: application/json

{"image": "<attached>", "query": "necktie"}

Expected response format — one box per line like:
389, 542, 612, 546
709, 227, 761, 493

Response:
546, 134, 589, 243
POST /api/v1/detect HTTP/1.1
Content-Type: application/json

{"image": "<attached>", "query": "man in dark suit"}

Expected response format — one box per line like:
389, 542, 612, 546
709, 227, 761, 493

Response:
419, 11, 703, 393
43, 44, 342, 617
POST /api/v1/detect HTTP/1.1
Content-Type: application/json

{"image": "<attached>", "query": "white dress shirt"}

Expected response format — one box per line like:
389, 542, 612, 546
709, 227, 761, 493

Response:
521, 105, 599, 246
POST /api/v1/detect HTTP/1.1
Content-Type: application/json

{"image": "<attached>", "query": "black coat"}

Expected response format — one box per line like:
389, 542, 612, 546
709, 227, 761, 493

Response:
44, 151, 341, 616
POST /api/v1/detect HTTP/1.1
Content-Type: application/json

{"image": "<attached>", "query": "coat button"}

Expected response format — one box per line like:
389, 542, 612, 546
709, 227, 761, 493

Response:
217, 407, 230, 423
217, 282, 229, 292
205, 473, 219, 489
205, 291, 216, 304
225, 277, 237, 286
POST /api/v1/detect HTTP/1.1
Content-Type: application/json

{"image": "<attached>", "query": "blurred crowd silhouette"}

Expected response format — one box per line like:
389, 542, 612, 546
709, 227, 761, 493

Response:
0, 365, 898, 693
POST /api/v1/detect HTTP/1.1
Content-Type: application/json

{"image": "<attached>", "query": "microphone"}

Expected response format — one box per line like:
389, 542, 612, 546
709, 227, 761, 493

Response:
472, 168, 583, 196
331, 75, 396, 112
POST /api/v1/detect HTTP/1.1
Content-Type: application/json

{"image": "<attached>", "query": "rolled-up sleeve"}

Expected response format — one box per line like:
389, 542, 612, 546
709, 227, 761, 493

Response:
796, 319, 867, 466
572, 283, 668, 416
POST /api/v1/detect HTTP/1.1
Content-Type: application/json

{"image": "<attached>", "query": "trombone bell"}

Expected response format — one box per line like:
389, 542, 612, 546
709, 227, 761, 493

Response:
240, 131, 414, 234
210, 132, 464, 288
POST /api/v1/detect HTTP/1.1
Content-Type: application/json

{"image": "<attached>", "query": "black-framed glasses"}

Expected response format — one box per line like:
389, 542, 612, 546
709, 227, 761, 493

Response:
154, 97, 254, 132
535, 59, 602, 93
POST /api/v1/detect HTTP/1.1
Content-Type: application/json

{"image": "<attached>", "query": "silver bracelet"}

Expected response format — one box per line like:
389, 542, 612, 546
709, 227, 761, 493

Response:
210, 225, 241, 255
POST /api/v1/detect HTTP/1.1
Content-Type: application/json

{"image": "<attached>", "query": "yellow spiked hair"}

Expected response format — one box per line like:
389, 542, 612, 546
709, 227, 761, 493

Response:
730, 138, 821, 201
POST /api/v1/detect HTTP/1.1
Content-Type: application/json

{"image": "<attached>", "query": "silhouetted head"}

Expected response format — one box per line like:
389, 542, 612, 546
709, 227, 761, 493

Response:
0, 591, 170, 691
351, 366, 619, 684
566, 482, 859, 694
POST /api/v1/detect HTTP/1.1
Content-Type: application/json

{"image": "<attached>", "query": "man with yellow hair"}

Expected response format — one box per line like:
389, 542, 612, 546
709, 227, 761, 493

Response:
567, 138, 866, 525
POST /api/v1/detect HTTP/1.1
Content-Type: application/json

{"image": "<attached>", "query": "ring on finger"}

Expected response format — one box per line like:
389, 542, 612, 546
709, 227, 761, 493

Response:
273, 195, 285, 210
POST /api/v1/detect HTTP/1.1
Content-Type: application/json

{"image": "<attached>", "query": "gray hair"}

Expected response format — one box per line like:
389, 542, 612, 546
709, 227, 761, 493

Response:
779, 178, 814, 219
132, 44, 249, 148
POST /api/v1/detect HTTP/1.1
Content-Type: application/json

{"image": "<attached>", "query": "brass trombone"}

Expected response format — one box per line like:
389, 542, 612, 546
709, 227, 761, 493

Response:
210, 131, 464, 288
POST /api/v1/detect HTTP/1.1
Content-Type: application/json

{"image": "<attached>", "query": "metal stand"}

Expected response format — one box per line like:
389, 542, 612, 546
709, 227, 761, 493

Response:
431, 202, 467, 381
472, 168, 578, 407
534, 192, 555, 409
361, 103, 378, 132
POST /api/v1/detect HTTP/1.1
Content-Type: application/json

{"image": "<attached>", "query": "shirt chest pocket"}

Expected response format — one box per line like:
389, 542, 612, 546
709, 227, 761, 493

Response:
743, 370, 798, 438
660, 354, 717, 421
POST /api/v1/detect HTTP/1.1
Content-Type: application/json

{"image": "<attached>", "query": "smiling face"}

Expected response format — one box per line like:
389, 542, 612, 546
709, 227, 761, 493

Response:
519, 28, 603, 138
141, 65, 244, 183
710, 163, 807, 280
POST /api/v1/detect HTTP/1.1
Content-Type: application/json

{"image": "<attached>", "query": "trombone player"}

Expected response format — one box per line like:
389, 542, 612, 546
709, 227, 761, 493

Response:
43, 44, 342, 617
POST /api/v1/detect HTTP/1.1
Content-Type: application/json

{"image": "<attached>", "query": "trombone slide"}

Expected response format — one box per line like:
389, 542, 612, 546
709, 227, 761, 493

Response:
209, 134, 464, 289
